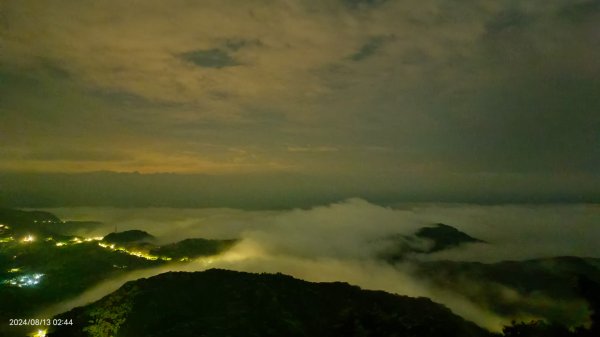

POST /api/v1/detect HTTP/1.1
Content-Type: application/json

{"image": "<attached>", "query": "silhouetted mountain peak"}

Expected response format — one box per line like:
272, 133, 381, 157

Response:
415, 223, 484, 252
381, 223, 485, 262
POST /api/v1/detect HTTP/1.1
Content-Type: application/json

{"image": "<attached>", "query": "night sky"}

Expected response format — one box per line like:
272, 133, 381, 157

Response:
0, 0, 599, 207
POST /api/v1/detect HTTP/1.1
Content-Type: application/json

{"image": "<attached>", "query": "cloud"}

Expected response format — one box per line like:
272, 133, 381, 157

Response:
21, 148, 129, 162
286, 146, 339, 153
39, 252, 506, 331
0, 0, 598, 198
38, 200, 504, 329
46, 200, 600, 261
223, 38, 262, 51
342, 0, 389, 10
1, 0, 597, 325
484, 8, 532, 37
349, 36, 389, 61
180, 49, 240, 68
40, 200, 600, 330
557, 0, 600, 22
409, 203, 600, 262
1, 171, 599, 209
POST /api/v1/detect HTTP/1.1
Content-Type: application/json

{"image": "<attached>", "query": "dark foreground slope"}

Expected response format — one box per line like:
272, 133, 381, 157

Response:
50, 269, 492, 337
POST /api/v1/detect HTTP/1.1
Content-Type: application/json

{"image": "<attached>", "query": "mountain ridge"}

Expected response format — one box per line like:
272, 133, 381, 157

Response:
49, 269, 493, 337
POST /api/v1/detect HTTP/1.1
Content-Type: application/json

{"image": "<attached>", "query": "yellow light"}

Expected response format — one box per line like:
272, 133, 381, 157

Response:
22, 235, 35, 243
98, 242, 115, 249
97, 242, 171, 261
56, 242, 66, 247
32, 329, 47, 337
9, 268, 20, 273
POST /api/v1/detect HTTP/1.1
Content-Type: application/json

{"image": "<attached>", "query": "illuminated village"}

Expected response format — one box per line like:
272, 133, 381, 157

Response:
0, 208, 237, 337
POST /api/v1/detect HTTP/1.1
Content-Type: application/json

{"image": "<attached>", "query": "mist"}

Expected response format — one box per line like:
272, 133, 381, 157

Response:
40, 243, 506, 331
45, 199, 600, 261
39, 200, 600, 331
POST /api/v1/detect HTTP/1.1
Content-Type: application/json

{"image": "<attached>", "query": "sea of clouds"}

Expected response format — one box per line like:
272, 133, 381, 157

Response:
40, 199, 600, 330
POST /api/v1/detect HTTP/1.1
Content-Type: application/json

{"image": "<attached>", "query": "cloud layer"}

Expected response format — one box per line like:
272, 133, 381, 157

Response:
46, 199, 600, 261
1, 0, 598, 201
40, 200, 600, 330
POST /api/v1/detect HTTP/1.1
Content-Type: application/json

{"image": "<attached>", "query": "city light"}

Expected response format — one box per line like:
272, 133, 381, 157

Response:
32, 329, 47, 337
98, 242, 115, 249
97, 242, 172, 261
54, 236, 101, 247
21, 235, 35, 243
2, 273, 45, 287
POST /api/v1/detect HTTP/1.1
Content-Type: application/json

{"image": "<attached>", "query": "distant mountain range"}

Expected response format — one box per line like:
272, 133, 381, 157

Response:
49, 269, 493, 337
0, 207, 60, 225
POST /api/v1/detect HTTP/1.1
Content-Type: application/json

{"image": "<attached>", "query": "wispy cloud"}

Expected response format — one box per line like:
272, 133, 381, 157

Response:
180, 49, 240, 69
349, 36, 391, 61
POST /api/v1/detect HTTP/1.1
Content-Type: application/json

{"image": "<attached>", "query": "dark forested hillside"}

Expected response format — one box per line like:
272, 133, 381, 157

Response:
50, 269, 493, 337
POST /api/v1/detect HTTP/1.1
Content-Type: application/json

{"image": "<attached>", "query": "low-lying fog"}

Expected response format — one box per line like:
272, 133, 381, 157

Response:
41, 199, 600, 331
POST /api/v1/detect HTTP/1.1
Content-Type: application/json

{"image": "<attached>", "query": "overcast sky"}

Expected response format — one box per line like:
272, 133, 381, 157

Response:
1, 0, 599, 207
